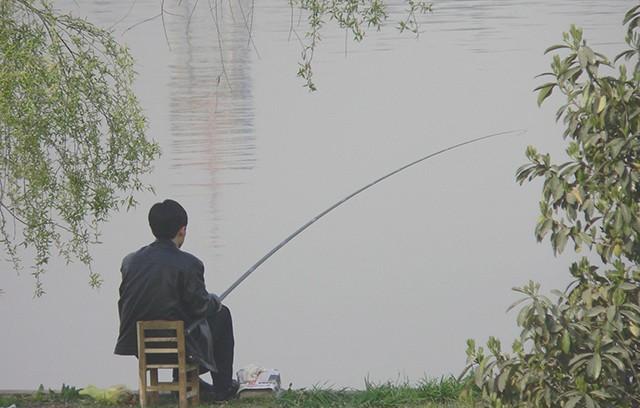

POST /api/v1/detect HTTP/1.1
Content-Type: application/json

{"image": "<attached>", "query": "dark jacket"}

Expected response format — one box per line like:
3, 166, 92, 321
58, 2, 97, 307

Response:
114, 239, 216, 372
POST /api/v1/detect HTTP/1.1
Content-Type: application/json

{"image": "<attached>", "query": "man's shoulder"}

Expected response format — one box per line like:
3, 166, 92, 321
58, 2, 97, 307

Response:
121, 241, 203, 271
120, 245, 146, 268
121, 242, 154, 262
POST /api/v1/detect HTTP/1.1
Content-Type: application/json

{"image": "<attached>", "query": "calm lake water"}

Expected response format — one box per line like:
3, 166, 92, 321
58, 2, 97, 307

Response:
0, 0, 632, 390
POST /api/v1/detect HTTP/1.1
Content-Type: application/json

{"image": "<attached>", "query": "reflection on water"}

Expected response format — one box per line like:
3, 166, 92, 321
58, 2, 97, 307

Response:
167, 0, 256, 243
88, 0, 258, 244
168, 0, 255, 175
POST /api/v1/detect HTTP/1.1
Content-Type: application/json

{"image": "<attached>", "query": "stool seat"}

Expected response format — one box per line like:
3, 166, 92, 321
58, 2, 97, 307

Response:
137, 320, 200, 407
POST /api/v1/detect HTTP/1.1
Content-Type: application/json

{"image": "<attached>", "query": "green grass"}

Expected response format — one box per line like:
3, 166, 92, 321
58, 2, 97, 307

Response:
276, 376, 473, 407
0, 377, 475, 407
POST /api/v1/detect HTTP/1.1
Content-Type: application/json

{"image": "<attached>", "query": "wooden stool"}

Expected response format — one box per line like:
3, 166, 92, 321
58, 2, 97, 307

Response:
137, 320, 200, 408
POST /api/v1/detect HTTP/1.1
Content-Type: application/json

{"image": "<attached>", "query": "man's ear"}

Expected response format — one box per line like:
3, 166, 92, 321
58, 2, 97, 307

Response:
177, 225, 187, 237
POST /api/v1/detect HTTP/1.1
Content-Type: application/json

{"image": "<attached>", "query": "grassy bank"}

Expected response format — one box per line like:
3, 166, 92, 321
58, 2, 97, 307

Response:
0, 377, 475, 407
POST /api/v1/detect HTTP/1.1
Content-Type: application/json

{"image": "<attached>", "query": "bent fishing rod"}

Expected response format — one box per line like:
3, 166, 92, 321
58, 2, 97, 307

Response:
219, 129, 526, 301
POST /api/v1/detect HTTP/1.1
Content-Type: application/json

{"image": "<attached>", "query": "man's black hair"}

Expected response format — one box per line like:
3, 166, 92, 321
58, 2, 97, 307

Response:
148, 199, 188, 239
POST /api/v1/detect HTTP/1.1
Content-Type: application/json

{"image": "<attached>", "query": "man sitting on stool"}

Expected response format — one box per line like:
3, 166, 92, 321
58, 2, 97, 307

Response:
114, 199, 237, 401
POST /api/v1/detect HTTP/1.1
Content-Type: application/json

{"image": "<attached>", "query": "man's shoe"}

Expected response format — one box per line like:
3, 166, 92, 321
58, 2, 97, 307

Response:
204, 379, 239, 403
199, 379, 216, 393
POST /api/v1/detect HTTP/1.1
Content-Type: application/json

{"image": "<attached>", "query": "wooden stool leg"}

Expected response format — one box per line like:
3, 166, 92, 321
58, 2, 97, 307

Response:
177, 367, 187, 408
138, 358, 147, 407
137, 322, 148, 408
138, 370, 147, 408
150, 368, 159, 406
176, 321, 189, 408
188, 369, 200, 406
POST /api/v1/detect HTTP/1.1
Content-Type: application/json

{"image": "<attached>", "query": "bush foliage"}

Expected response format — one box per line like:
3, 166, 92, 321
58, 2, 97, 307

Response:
463, 4, 640, 407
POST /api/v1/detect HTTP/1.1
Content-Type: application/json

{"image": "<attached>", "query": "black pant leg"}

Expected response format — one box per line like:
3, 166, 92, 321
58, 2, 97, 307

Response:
206, 304, 235, 391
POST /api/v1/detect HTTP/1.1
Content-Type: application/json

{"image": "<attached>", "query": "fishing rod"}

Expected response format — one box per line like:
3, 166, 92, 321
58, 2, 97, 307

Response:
219, 129, 526, 301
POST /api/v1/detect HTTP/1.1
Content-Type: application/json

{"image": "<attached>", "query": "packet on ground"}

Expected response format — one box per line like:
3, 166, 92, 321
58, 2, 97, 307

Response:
236, 364, 281, 395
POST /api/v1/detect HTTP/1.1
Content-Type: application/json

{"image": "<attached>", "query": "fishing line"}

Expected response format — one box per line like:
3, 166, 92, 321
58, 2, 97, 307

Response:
219, 128, 526, 301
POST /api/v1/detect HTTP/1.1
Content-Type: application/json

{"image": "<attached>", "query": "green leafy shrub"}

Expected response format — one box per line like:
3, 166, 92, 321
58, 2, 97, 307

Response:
463, 4, 640, 407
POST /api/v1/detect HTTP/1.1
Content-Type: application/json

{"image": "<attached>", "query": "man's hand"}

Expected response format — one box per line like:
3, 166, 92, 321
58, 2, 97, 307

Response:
209, 293, 223, 312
